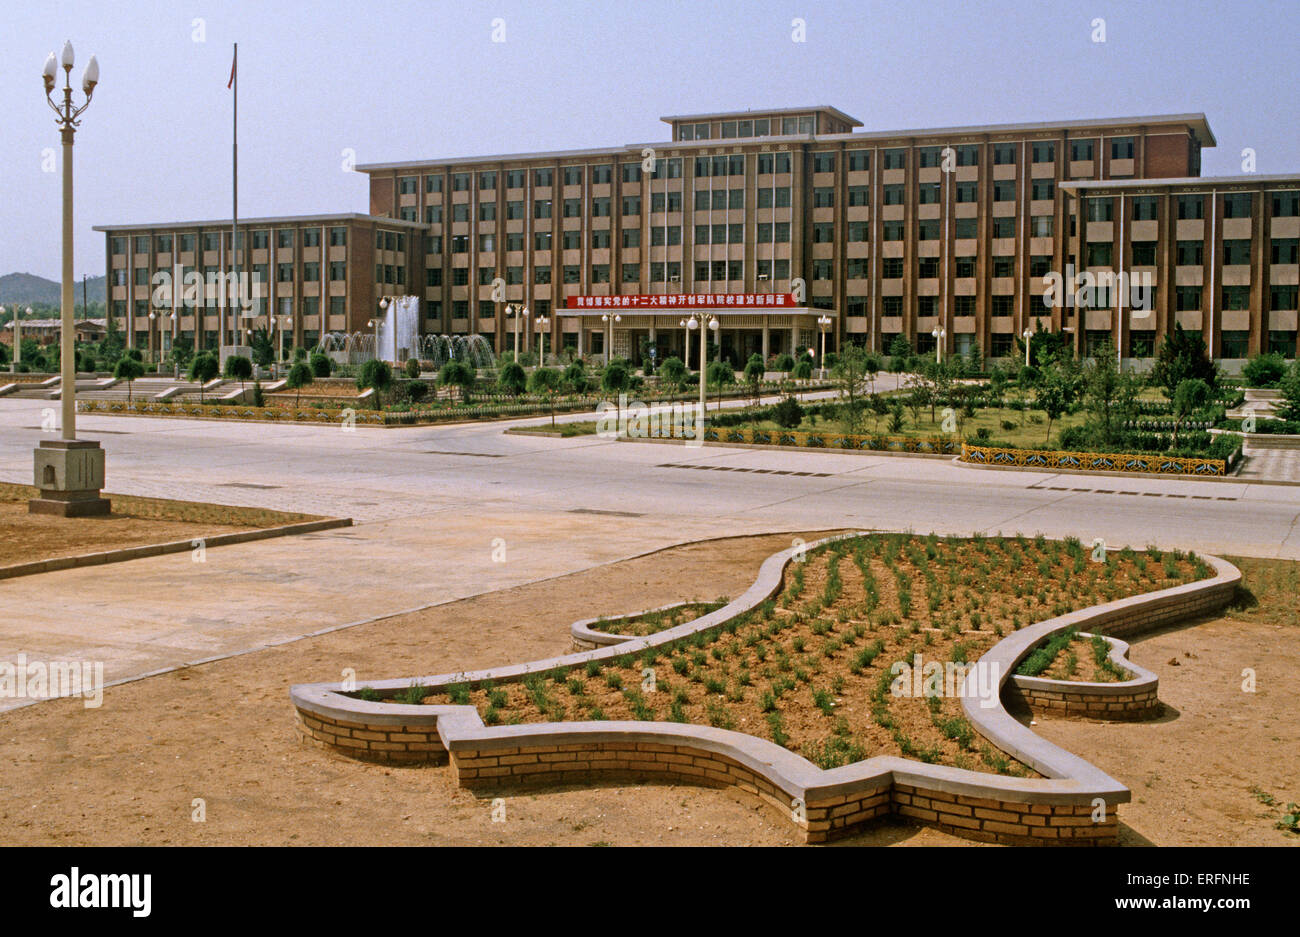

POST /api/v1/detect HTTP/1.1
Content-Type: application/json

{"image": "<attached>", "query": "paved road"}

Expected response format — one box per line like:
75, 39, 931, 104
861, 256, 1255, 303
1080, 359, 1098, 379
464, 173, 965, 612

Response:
3, 393, 1298, 705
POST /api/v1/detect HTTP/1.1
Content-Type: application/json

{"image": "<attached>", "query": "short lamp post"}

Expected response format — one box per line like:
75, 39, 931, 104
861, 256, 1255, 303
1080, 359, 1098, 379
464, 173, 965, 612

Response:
534, 313, 550, 366
31, 40, 109, 516
932, 326, 947, 364
600, 311, 621, 365
684, 310, 719, 417
273, 314, 292, 367
817, 314, 832, 377
1022, 327, 1033, 368
678, 316, 691, 370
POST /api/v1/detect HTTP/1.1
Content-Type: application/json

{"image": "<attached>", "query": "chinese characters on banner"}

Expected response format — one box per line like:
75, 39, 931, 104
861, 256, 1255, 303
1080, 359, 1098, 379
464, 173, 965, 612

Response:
564, 293, 797, 310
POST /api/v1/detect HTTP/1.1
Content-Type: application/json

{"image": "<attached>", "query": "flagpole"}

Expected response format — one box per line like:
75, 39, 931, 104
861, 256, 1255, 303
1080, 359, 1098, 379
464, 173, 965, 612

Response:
231, 41, 238, 350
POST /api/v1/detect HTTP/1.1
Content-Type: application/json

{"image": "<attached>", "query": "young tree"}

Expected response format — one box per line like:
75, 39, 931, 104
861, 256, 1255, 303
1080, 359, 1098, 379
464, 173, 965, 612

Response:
705, 359, 734, 411
309, 352, 333, 378
1280, 360, 1300, 422
831, 344, 871, 433
497, 360, 527, 395
562, 359, 587, 394
248, 327, 275, 367
790, 359, 812, 399
658, 356, 687, 396
1241, 353, 1286, 389
602, 359, 632, 426
1171, 378, 1212, 448
888, 335, 912, 374
114, 355, 145, 403
1035, 362, 1081, 445
357, 358, 394, 408
1151, 323, 1217, 399
1082, 339, 1141, 447
404, 357, 422, 380
743, 353, 765, 405
439, 359, 476, 403
224, 354, 253, 395
529, 366, 563, 427
188, 351, 219, 402
287, 360, 313, 407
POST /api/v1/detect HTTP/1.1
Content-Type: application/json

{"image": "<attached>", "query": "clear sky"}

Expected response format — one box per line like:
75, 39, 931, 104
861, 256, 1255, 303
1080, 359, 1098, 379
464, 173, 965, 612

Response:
1, 0, 1296, 279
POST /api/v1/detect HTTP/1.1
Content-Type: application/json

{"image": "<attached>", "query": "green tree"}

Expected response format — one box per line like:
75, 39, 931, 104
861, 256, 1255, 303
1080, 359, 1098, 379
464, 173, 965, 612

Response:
888, 335, 912, 373
562, 359, 587, 394
831, 344, 871, 433
1242, 353, 1286, 388
248, 327, 274, 367
528, 366, 563, 427
224, 354, 253, 396
1082, 339, 1141, 447
1151, 323, 1216, 399
658, 356, 687, 395
439, 360, 476, 403
309, 352, 333, 378
1279, 361, 1300, 421
114, 355, 145, 403
1171, 378, 1212, 448
743, 353, 765, 405
357, 358, 394, 408
1035, 362, 1081, 445
287, 360, 313, 407
404, 357, 422, 379
705, 359, 734, 411
602, 359, 633, 425
773, 395, 804, 429
498, 360, 527, 395
188, 352, 219, 402
774, 352, 795, 373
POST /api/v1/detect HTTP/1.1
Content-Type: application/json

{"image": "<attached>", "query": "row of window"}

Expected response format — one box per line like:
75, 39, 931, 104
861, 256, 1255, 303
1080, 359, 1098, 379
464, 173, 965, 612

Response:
678, 116, 818, 140
109, 228, 351, 256
1085, 191, 1300, 221
1083, 238, 1300, 267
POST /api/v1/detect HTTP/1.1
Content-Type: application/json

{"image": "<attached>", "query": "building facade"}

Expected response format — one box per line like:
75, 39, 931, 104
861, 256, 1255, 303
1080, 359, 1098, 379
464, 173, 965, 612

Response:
96, 106, 1300, 368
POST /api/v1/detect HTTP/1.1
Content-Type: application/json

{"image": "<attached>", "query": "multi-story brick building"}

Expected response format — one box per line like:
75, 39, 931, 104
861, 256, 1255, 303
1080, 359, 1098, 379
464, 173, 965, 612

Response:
95, 106, 1300, 369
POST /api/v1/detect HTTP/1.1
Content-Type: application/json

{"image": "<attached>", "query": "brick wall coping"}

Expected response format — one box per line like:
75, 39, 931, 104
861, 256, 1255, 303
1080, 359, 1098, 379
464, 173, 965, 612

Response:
570, 601, 713, 647
1011, 633, 1159, 699
962, 551, 1240, 785
290, 535, 1239, 815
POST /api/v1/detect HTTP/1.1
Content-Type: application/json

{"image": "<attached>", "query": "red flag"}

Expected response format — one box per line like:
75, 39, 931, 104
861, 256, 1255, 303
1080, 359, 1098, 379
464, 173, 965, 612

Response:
227, 49, 236, 89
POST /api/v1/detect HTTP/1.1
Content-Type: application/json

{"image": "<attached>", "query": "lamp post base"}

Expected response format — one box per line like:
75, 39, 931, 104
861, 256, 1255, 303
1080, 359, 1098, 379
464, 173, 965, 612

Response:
29, 438, 110, 517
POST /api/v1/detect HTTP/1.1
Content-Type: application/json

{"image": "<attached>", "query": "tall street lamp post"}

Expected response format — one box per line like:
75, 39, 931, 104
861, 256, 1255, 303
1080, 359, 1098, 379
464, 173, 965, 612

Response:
932, 326, 947, 364
506, 304, 529, 361
31, 40, 109, 516
600, 312, 621, 365
684, 311, 718, 418
1022, 327, 1033, 368
534, 313, 550, 366
817, 314, 832, 377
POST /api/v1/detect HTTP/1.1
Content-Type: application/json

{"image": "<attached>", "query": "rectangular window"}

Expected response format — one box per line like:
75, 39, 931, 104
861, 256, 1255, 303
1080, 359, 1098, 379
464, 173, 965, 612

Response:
1268, 331, 1297, 358
813, 222, 834, 243
956, 219, 978, 239
757, 153, 792, 174
882, 258, 903, 279
478, 234, 495, 252
994, 181, 1016, 202
992, 257, 1013, 278
591, 164, 612, 185
918, 257, 940, 278
917, 146, 943, 169
426, 205, 443, 224
883, 149, 906, 170
591, 229, 611, 249
563, 198, 581, 218
1087, 243, 1113, 266
563, 265, 580, 283
533, 168, 553, 187
506, 170, 526, 189
425, 267, 441, 287
622, 196, 641, 216
883, 184, 904, 206
277, 230, 295, 248
847, 221, 869, 242
562, 230, 581, 250
1223, 239, 1252, 265
621, 163, 642, 183
992, 217, 1015, 238
427, 235, 442, 254
329, 226, 347, 246
992, 143, 1016, 165
883, 297, 903, 317
918, 183, 940, 204
1223, 193, 1252, 218
1272, 238, 1299, 264
451, 268, 468, 286
452, 173, 470, 191
813, 187, 834, 208
1274, 192, 1300, 217
1030, 255, 1051, 278
955, 256, 976, 278
1087, 198, 1114, 222
1176, 286, 1202, 311
847, 259, 869, 279
1132, 196, 1158, 221
452, 204, 470, 223
426, 175, 443, 194
846, 150, 869, 172
1031, 180, 1054, 201
1070, 140, 1095, 161
505, 233, 524, 252
1131, 241, 1156, 266
1110, 137, 1135, 160
534, 266, 551, 284
812, 152, 835, 173
1030, 216, 1053, 237
1031, 141, 1055, 163
1177, 195, 1205, 220
534, 199, 552, 219
592, 197, 611, 217
1272, 286, 1299, 310
883, 221, 905, 241
992, 296, 1014, 317
1176, 240, 1204, 266
1221, 331, 1250, 358
1222, 286, 1250, 310
399, 176, 417, 195
479, 202, 496, 221
812, 260, 833, 280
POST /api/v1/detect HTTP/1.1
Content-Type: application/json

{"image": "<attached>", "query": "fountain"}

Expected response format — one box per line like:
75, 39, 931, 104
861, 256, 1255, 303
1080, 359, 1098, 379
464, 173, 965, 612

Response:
317, 331, 497, 370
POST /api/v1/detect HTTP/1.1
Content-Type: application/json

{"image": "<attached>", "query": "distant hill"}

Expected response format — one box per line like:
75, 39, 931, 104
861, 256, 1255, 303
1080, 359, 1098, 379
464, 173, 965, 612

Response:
0, 272, 106, 306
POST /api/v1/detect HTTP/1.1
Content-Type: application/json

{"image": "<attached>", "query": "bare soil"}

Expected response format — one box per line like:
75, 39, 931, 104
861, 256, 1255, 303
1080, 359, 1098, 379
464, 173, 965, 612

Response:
0, 531, 1291, 846
0, 482, 323, 568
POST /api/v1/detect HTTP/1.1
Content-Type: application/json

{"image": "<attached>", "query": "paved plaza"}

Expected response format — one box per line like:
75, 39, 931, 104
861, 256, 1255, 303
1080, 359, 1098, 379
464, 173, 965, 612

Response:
2, 395, 1299, 708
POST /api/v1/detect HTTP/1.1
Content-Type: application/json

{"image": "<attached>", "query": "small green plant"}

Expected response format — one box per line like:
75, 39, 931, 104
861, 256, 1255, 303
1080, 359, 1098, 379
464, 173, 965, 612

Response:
356, 687, 381, 702
396, 681, 427, 705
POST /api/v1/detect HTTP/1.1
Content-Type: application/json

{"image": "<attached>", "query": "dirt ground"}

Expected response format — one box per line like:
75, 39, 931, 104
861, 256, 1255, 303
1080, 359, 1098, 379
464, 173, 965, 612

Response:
0, 531, 1294, 846
0, 483, 323, 569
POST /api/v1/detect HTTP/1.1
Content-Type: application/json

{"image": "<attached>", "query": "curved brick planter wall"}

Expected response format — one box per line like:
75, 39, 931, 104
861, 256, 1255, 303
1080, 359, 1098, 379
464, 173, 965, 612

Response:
291, 535, 1240, 845
1007, 634, 1160, 720
570, 602, 711, 651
